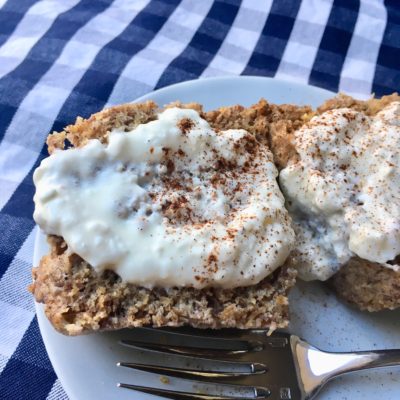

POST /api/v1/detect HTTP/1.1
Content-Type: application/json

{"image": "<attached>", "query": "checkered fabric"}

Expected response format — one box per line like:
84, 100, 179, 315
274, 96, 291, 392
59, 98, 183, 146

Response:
0, 0, 398, 398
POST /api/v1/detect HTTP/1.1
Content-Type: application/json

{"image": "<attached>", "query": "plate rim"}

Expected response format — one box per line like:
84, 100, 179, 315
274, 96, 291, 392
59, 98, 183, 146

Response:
131, 75, 336, 106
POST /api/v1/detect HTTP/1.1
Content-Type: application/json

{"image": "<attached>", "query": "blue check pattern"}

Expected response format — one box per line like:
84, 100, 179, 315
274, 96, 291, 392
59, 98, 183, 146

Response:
0, 0, 399, 398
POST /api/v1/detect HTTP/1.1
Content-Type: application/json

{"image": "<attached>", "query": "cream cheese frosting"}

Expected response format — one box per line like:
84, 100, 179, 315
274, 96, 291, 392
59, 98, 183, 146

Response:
280, 102, 400, 280
34, 107, 295, 289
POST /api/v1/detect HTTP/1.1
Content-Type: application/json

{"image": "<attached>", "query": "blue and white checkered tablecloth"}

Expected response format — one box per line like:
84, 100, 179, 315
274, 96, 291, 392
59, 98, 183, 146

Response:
0, 0, 399, 398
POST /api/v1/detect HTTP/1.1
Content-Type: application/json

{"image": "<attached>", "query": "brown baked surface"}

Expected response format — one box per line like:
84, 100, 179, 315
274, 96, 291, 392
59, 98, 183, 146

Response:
31, 99, 308, 335
330, 257, 400, 312
297, 93, 400, 312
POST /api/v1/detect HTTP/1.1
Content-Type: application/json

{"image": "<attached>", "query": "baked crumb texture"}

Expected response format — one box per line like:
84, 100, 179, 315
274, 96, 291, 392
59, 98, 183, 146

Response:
312, 93, 400, 312
331, 257, 400, 312
31, 99, 306, 335
32, 237, 296, 335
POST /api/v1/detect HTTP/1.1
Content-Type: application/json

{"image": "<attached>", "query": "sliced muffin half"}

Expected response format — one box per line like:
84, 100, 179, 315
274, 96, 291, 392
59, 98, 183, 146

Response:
30, 99, 310, 335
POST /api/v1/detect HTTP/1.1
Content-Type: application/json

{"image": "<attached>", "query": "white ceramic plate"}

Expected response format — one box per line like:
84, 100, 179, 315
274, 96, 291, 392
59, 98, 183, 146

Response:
34, 76, 400, 400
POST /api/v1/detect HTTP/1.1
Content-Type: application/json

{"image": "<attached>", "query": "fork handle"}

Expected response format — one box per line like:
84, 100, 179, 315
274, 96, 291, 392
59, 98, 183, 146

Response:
351, 348, 400, 370
291, 335, 400, 400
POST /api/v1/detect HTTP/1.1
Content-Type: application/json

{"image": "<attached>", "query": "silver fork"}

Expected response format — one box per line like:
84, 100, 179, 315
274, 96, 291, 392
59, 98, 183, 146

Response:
116, 327, 400, 400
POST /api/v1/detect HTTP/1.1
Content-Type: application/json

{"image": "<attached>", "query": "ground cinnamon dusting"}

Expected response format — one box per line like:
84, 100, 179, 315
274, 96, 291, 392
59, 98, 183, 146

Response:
178, 117, 195, 135
146, 118, 268, 231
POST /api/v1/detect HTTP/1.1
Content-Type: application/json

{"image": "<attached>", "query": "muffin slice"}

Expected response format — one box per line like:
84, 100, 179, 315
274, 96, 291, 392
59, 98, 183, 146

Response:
318, 94, 400, 311
276, 93, 400, 312
30, 99, 310, 335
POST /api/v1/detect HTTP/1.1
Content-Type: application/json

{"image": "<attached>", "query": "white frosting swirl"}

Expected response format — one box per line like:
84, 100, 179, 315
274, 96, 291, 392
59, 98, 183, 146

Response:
34, 108, 294, 289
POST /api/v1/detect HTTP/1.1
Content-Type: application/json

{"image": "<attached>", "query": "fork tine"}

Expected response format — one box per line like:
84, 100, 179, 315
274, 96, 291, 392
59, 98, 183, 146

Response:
119, 340, 266, 362
117, 343, 266, 377
156, 327, 265, 339
118, 360, 266, 378
120, 328, 264, 354
117, 382, 270, 399
120, 340, 251, 357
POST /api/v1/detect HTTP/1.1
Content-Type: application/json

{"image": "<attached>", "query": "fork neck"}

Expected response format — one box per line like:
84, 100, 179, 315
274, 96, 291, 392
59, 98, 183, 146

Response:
290, 335, 400, 400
